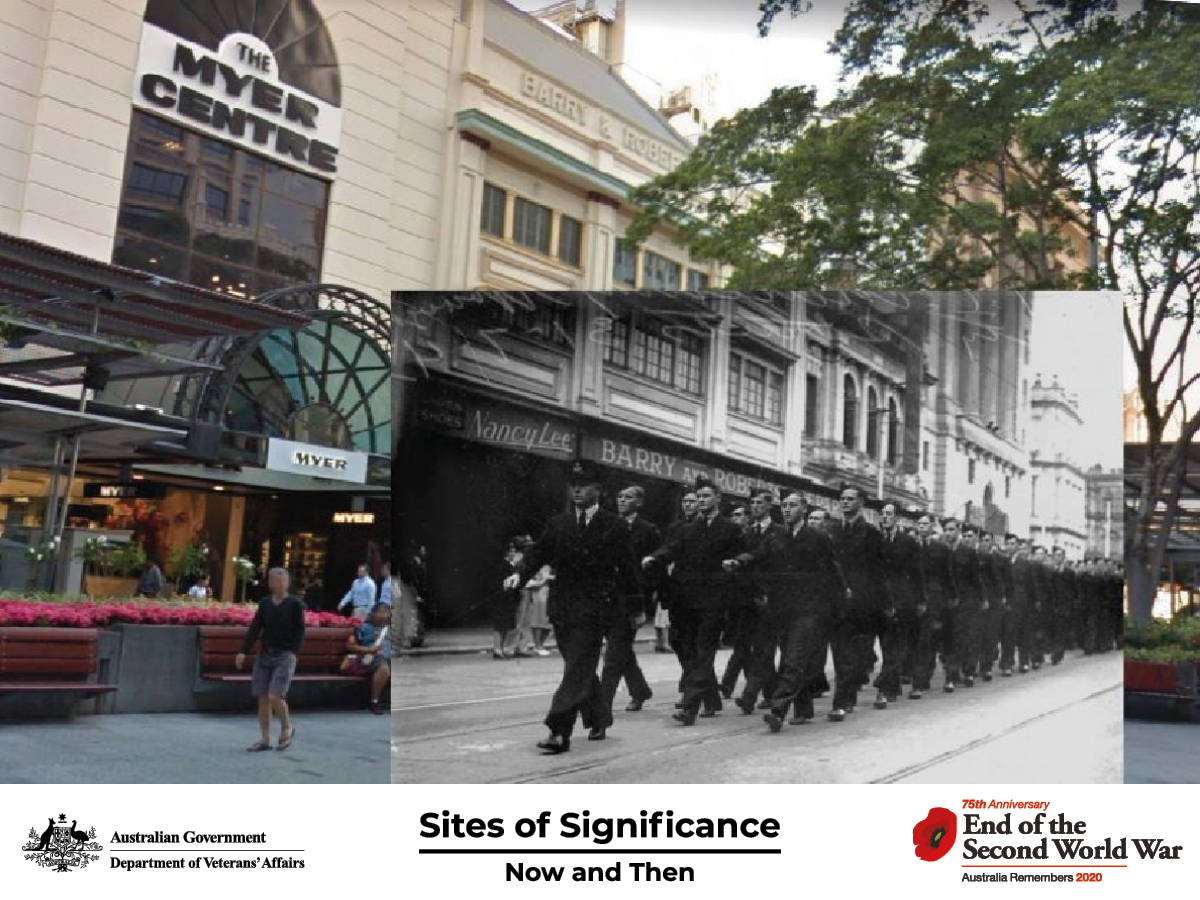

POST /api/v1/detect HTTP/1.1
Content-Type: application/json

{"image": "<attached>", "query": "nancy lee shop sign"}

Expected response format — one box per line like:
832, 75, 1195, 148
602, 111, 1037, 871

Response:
132, 24, 343, 176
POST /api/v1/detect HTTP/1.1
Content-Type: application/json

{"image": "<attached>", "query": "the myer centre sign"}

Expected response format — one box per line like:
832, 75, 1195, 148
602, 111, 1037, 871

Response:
132, 24, 342, 176
265, 438, 368, 484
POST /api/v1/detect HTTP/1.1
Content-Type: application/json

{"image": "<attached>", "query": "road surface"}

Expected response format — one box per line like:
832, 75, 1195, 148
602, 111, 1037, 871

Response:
395, 646, 1122, 783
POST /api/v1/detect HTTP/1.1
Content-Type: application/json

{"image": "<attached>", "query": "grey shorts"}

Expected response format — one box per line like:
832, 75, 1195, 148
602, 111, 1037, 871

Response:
251, 650, 297, 698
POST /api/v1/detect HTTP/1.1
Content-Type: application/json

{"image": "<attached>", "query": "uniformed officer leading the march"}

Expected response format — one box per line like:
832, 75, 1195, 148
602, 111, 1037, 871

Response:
513, 459, 641, 755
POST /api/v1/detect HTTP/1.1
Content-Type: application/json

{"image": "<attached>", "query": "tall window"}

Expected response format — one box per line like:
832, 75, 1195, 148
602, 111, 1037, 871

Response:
887, 397, 899, 465
613, 239, 637, 286
922, 440, 930, 472
113, 111, 328, 298
604, 314, 704, 395
480, 182, 506, 237
804, 374, 820, 437
687, 268, 709, 291
842, 374, 858, 449
729, 352, 785, 425
513, 197, 552, 254
643, 250, 681, 290
866, 386, 880, 458
558, 215, 583, 266
968, 458, 977, 484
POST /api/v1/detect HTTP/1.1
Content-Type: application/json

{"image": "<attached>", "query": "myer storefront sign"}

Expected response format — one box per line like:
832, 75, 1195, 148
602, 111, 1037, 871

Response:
265, 438, 368, 484
132, 24, 343, 176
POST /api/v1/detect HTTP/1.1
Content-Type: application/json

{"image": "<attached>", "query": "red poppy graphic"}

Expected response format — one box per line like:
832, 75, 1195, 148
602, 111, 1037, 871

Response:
913, 807, 958, 862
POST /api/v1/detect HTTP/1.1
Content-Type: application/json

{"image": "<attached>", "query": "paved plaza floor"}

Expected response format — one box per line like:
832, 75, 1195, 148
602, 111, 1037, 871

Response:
0, 710, 390, 783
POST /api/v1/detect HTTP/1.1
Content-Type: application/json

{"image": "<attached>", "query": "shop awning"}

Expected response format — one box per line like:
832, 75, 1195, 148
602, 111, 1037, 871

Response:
0, 231, 312, 386
0, 388, 188, 467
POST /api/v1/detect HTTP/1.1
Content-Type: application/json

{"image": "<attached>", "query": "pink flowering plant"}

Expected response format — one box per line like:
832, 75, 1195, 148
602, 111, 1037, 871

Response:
0, 595, 351, 629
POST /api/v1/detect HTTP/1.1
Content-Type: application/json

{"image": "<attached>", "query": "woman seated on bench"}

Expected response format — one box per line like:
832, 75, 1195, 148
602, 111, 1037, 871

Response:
346, 602, 392, 715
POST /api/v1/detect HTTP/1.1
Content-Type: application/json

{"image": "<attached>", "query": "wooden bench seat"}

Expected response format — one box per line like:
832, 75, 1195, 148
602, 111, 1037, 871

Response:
197, 625, 364, 684
0, 627, 118, 697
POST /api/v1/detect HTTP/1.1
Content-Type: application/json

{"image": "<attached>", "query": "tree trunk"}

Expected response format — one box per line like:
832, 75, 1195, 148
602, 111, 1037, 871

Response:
1127, 555, 1157, 624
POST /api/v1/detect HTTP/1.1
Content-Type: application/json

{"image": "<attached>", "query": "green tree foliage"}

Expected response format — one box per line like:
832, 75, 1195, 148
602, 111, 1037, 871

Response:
628, 0, 1200, 620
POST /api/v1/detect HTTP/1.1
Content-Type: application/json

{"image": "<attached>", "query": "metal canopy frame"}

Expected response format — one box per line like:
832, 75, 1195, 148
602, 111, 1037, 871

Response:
0, 232, 317, 561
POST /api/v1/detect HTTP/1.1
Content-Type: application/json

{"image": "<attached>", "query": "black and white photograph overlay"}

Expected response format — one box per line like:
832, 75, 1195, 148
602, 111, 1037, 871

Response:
392, 291, 1122, 784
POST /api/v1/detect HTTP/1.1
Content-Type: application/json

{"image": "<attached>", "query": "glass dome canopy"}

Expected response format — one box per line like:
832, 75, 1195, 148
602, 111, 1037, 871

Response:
225, 316, 390, 455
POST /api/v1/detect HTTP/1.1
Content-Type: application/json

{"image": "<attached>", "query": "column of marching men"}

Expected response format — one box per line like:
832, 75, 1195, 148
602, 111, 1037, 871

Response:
511, 459, 1123, 754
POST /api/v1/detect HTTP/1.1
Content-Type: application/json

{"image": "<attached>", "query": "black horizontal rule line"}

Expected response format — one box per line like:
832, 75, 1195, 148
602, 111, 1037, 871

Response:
418, 849, 781, 855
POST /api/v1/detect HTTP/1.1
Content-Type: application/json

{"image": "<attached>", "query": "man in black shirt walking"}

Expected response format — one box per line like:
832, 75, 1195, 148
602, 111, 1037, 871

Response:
236, 567, 306, 752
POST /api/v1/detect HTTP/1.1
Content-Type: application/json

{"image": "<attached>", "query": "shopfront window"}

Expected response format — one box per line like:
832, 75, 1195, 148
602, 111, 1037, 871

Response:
729, 352, 785, 426
643, 250, 682, 290
513, 198, 552, 254
558, 215, 583, 267
113, 111, 329, 298
604, 313, 704, 395
614, 239, 637, 286
686, 268, 709, 291
481, 182, 507, 238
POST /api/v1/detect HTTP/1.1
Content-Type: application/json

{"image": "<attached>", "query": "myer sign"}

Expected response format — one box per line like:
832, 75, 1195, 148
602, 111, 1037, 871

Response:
265, 438, 367, 484
132, 24, 342, 176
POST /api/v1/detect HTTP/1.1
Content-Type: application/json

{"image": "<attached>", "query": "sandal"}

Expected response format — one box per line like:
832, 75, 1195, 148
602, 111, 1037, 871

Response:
246, 740, 271, 752
276, 727, 295, 751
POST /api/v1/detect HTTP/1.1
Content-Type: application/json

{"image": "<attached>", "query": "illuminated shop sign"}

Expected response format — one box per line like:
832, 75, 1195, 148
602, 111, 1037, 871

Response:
83, 482, 169, 500
132, 24, 342, 176
265, 438, 368, 484
332, 512, 376, 525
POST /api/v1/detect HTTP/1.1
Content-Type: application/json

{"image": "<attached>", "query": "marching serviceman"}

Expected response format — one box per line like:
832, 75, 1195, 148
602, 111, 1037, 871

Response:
725, 491, 848, 732
599, 486, 661, 714
1049, 546, 1076, 664
516, 460, 640, 755
998, 534, 1032, 675
722, 490, 784, 703
645, 477, 746, 726
914, 512, 952, 698
653, 492, 698, 654
828, 485, 890, 721
941, 519, 977, 691
976, 531, 1004, 682
877, 502, 926, 708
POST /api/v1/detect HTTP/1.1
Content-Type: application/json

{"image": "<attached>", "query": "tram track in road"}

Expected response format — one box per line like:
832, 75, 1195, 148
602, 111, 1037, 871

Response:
872, 682, 1122, 783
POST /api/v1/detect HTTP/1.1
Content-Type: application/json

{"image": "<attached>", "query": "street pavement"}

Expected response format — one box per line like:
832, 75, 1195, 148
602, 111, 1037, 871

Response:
1, 710, 390, 783
395, 645, 1123, 783
1125, 721, 1200, 784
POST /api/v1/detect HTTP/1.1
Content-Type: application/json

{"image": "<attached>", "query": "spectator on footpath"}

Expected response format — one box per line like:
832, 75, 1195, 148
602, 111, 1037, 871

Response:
493, 537, 526, 659
236, 567, 305, 752
379, 562, 395, 605
138, 557, 165, 599
187, 575, 212, 601
338, 564, 377, 620
347, 602, 393, 715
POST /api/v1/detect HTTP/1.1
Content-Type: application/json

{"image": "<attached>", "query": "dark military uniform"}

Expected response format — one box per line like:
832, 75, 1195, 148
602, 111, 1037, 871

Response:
977, 544, 1003, 677
522, 503, 640, 741
721, 518, 783, 699
1029, 556, 1054, 667
650, 513, 747, 718
599, 513, 661, 712
878, 527, 925, 700
1049, 561, 1076, 663
917, 533, 953, 692
738, 522, 847, 723
829, 514, 890, 712
945, 537, 984, 684
999, 549, 1033, 673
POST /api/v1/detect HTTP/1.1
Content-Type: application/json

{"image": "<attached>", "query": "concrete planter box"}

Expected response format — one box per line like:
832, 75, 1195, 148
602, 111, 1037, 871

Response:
1124, 658, 1200, 720
85, 576, 139, 599
111, 624, 200, 713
